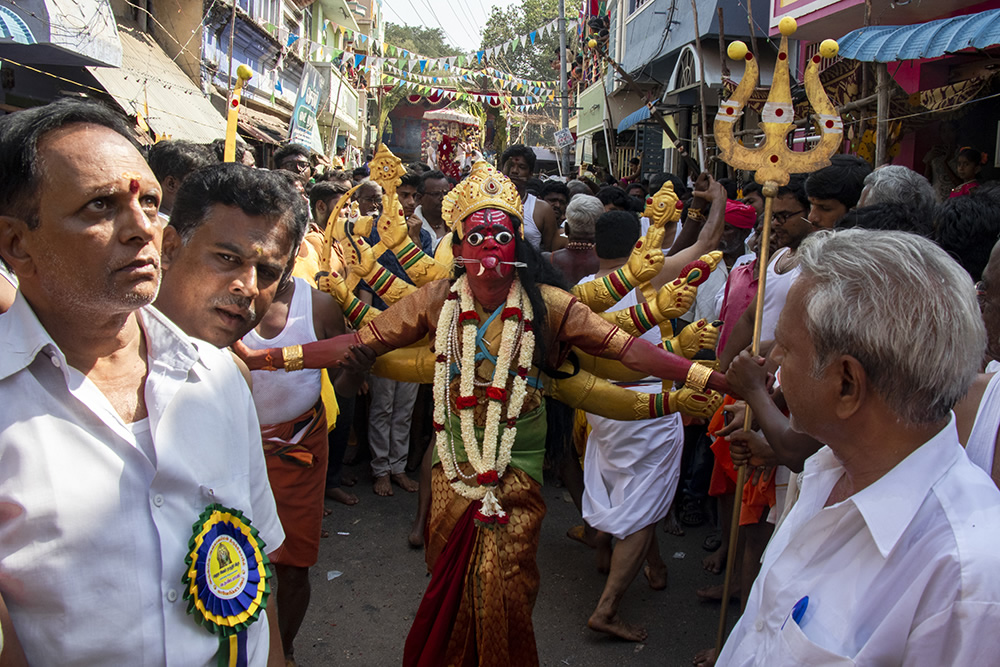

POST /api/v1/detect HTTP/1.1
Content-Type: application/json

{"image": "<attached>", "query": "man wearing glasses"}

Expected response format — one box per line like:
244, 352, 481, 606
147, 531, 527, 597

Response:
273, 143, 313, 181
413, 170, 452, 254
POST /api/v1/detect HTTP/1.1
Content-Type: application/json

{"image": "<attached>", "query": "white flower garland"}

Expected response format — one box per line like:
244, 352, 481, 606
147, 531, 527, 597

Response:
432, 274, 535, 523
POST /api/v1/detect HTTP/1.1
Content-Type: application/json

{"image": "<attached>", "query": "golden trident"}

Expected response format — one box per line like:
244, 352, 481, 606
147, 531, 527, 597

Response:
713, 16, 842, 654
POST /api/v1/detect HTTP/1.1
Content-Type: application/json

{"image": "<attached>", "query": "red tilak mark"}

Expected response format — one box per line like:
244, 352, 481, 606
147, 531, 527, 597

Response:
775, 108, 784, 117
778, 52, 787, 61
129, 179, 140, 194
231, 99, 239, 108
826, 120, 835, 128
726, 107, 734, 115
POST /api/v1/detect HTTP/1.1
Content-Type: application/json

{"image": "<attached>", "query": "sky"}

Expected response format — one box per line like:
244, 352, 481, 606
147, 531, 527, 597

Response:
380, 0, 525, 53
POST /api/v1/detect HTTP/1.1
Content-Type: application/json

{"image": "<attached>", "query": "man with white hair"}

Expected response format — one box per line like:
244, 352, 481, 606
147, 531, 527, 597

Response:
857, 164, 937, 211
717, 229, 1000, 666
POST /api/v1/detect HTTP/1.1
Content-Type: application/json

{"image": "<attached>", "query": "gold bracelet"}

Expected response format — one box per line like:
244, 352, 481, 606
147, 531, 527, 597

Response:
687, 208, 706, 222
685, 362, 713, 392
282, 345, 304, 372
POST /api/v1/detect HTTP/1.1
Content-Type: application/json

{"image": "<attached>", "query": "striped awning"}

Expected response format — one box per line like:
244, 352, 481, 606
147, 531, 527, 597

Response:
617, 104, 651, 133
839, 9, 1000, 62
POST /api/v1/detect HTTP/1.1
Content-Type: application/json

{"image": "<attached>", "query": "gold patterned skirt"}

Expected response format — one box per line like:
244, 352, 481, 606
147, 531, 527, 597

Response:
404, 463, 546, 667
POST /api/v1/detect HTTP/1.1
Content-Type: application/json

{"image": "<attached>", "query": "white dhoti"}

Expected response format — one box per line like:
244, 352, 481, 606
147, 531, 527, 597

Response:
582, 384, 684, 540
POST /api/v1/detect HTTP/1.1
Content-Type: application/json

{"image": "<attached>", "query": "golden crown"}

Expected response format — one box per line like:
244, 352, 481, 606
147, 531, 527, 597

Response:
442, 161, 523, 239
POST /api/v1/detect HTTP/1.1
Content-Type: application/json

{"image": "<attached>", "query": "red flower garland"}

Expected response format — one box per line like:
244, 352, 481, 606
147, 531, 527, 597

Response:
486, 387, 508, 402
476, 470, 499, 485
455, 395, 478, 410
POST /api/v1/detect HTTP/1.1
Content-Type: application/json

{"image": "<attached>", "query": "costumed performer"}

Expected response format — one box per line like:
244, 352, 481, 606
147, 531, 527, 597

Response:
235, 162, 728, 667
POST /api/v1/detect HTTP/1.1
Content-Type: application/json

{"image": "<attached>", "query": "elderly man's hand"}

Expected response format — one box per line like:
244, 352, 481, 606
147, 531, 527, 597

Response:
728, 429, 778, 469
726, 350, 772, 401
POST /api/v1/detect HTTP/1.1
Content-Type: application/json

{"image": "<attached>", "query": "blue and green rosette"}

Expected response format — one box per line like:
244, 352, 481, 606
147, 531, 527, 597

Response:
183, 504, 271, 667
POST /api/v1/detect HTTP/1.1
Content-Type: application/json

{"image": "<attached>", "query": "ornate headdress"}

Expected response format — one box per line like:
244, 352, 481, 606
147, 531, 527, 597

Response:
441, 160, 523, 239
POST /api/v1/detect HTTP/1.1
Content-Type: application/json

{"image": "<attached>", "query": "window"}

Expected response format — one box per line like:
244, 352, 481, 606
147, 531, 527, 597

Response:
629, 0, 652, 15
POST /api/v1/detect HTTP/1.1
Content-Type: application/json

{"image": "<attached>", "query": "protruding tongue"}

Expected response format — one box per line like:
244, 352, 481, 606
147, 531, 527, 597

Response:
482, 256, 499, 270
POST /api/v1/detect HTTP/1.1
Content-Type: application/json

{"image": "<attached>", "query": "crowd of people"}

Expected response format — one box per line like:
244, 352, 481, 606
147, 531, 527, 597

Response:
2, 96, 1000, 667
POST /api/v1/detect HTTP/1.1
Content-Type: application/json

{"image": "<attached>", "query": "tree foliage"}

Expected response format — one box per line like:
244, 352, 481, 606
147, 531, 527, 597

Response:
480, 0, 563, 82
384, 24, 462, 58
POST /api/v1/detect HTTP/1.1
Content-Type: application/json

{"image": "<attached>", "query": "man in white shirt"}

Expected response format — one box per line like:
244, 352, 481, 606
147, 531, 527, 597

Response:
0, 99, 284, 666
716, 229, 1000, 666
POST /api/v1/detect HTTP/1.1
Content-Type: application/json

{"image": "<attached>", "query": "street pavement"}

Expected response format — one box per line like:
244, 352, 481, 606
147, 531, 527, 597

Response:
294, 455, 741, 666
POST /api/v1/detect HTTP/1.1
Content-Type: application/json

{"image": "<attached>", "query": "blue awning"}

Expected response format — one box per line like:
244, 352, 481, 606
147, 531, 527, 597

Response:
617, 104, 651, 133
839, 9, 1000, 62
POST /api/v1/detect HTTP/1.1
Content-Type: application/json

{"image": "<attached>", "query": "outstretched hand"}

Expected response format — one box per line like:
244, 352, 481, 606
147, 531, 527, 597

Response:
232, 339, 268, 371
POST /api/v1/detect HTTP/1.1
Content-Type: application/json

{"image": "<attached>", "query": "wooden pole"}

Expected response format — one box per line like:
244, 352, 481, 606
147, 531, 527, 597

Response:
875, 63, 889, 166
715, 181, 778, 654
227, 0, 236, 93
746, 0, 759, 61
690, 0, 711, 167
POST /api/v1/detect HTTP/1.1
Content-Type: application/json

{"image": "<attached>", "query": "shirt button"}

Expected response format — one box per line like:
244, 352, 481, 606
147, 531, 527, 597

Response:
755, 618, 765, 632
152, 494, 164, 507
166, 589, 178, 602
51, 356, 61, 368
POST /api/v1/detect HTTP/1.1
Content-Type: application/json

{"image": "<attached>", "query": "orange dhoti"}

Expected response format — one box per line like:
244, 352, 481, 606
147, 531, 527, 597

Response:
261, 400, 328, 567
404, 464, 546, 667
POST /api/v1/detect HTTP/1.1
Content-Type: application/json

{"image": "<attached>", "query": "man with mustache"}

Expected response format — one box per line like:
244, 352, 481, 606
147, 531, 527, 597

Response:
153, 163, 372, 667
0, 100, 284, 665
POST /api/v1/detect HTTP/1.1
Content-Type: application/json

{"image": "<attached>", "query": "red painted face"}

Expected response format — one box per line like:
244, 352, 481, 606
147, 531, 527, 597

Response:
460, 209, 517, 279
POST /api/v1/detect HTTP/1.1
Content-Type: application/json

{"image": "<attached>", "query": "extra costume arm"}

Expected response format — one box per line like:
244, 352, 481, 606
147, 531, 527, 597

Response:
571, 224, 666, 311
393, 239, 452, 285
371, 345, 437, 383
316, 270, 381, 329
544, 362, 722, 420
576, 319, 721, 381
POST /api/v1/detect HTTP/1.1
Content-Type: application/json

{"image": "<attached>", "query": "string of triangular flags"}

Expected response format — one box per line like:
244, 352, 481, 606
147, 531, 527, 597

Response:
261, 16, 577, 91
379, 63, 561, 96
378, 71, 554, 109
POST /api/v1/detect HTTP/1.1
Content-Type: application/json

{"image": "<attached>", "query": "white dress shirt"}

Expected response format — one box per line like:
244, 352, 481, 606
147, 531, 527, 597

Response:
0, 294, 283, 666
718, 416, 1000, 666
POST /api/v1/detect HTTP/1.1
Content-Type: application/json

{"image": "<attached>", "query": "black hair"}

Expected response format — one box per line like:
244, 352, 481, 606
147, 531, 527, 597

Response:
272, 142, 311, 167
419, 170, 448, 193
500, 144, 536, 172
836, 202, 933, 238
777, 174, 810, 212
525, 177, 544, 197
309, 180, 349, 222
148, 140, 217, 185
208, 137, 245, 163
352, 165, 369, 179
540, 180, 570, 201
597, 185, 641, 212
170, 163, 306, 256
805, 154, 872, 209
626, 182, 647, 196
399, 171, 421, 189
595, 210, 641, 259
933, 194, 1000, 281
648, 172, 688, 200
0, 98, 135, 228
743, 181, 762, 197
407, 161, 431, 173
958, 147, 986, 167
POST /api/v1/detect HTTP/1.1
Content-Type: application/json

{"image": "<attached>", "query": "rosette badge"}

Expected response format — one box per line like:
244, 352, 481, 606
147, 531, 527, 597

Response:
183, 504, 271, 666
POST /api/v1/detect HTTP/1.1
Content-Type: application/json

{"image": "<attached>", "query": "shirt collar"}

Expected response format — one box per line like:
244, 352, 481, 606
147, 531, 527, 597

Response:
809, 416, 962, 558
0, 292, 211, 382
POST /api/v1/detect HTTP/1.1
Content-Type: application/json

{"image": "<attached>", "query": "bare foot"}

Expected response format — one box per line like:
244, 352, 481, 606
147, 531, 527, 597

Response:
341, 475, 358, 488
587, 611, 648, 642
408, 522, 425, 548
692, 647, 717, 667
702, 548, 726, 574
326, 487, 359, 506
696, 582, 741, 602
323, 507, 333, 516
662, 513, 685, 536
391, 472, 419, 493
566, 524, 598, 548
321, 529, 330, 538
373, 474, 393, 496
644, 564, 668, 591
